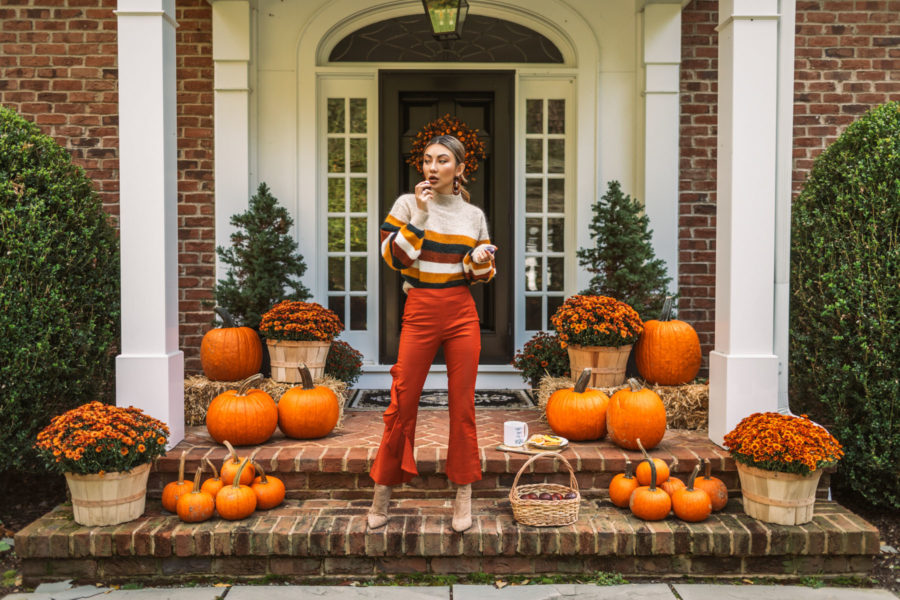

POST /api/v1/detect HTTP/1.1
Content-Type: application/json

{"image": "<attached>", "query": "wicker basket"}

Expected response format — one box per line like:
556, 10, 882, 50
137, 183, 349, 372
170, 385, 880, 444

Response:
509, 451, 581, 527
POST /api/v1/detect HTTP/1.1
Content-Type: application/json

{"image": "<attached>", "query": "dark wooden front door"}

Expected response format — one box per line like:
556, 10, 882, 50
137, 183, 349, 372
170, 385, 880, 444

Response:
379, 70, 514, 365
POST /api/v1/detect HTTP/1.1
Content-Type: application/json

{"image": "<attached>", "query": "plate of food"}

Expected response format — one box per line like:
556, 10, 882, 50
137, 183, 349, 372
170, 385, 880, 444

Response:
527, 433, 568, 450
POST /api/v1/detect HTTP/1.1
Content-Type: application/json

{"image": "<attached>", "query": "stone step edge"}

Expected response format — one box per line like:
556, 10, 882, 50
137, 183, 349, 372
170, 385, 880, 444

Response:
15, 499, 878, 561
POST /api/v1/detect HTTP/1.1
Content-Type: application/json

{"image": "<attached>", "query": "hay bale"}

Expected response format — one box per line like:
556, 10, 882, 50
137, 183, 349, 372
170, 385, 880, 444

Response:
534, 375, 708, 430
184, 374, 348, 430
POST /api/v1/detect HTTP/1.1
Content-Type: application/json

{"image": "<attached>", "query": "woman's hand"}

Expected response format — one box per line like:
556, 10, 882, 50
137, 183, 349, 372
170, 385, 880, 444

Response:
471, 244, 497, 263
414, 180, 433, 211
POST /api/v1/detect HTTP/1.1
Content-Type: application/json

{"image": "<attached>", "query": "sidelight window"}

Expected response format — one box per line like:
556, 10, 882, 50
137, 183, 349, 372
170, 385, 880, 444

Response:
523, 97, 567, 331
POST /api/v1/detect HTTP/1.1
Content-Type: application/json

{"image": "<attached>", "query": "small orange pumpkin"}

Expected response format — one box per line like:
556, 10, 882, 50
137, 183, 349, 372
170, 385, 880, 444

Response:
659, 475, 686, 497
693, 458, 729, 512
546, 368, 610, 441
609, 459, 639, 508
278, 364, 340, 439
634, 439, 670, 486
176, 466, 216, 523
634, 296, 702, 385
220, 440, 256, 486
161, 452, 193, 513
206, 374, 278, 445
629, 453, 672, 521
251, 460, 286, 510
201, 458, 224, 498
607, 379, 667, 450
672, 463, 712, 522
215, 458, 257, 520
201, 307, 263, 382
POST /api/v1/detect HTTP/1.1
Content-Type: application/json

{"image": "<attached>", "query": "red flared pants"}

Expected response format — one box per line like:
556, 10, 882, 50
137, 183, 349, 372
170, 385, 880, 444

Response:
370, 286, 482, 486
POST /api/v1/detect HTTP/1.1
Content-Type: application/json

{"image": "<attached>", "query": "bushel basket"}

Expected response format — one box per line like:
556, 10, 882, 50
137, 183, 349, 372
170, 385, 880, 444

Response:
509, 451, 580, 526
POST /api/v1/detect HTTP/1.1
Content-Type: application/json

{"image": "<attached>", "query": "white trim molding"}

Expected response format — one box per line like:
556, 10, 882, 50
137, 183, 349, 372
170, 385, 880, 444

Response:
641, 1, 683, 295
213, 0, 251, 282
115, 0, 184, 446
709, 0, 783, 445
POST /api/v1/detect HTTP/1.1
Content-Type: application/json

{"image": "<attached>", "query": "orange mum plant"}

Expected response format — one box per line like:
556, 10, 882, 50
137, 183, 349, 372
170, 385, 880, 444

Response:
35, 402, 170, 475
550, 295, 643, 348
259, 300, 344, 342
723, 412, 844, 476
406, 114, 487, 181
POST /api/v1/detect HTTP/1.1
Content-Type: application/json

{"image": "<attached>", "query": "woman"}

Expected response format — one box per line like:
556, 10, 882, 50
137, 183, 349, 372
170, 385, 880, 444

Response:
368, 135, 497, 533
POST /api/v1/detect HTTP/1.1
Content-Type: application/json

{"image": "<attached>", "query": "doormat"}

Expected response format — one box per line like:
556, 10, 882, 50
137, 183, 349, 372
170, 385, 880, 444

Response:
349, 389, 535, 410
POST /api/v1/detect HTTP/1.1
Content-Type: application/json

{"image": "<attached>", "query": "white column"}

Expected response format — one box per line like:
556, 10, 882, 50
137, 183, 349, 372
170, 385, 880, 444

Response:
115, 0, 184, 445
709, 0, 781, 445
212, 0, 251, 282
642, 2, 682, 294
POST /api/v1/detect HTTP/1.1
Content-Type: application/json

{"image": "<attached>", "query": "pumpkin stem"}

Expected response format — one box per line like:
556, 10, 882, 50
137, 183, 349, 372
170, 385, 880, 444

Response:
636, 438, 650, 462
646, 448, 659, 492
177, 451, 187, 483
627, 378, 643, 392
191, 466, 204, 493
214, 306, 236, 328
223, 440, 240, 465
685, 463, 701, 491
659, 296, 674, 322
573, 368, 592, 393
297, 364, 315, 390
623, 459, 635, 479
232, 458, 250, 489
703, 458, 712, 480
237, 373, 264, 395
252, 460, 269, 484
205, 458, 220, 480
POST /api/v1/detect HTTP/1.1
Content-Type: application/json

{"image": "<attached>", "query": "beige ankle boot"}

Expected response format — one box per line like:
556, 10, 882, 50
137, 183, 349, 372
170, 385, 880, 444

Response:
367, 484, 392, 529
451, 483, 472, 532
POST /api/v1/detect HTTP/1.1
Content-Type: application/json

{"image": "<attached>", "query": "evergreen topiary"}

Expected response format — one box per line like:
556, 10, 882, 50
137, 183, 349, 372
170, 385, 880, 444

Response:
215, 183, 311, 331
790, 102, 900, 509
576, 180, 672, 320
0, 106, 120, 474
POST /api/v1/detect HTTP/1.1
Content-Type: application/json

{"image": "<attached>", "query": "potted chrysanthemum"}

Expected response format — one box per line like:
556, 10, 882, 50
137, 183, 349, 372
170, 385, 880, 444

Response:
34, 402, 170, 526
723, 412, 844, 525
259, 300, 344, 383
550, 295, 643, 387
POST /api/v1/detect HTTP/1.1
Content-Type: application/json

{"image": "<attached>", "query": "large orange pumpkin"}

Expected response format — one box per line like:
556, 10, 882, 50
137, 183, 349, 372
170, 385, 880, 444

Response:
206, 374, 278, 445
200, 307, 263, 382
278, 364, 340, 439
546, 368, 610, 441
607, 379, 667, 450
634, 297, 701, 385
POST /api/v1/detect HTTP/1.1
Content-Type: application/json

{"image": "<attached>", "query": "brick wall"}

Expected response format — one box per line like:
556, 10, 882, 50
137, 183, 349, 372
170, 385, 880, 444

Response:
0, 0, 215, 374
679, 0, 900, 370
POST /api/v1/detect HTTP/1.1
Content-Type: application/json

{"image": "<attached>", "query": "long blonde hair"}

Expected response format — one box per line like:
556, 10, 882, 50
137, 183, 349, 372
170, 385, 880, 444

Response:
425, 135, 470, 202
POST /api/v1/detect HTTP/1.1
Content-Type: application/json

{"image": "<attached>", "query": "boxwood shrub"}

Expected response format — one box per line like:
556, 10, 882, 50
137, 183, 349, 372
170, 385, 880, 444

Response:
789, 102, 899, 508
0, 106, 120, 474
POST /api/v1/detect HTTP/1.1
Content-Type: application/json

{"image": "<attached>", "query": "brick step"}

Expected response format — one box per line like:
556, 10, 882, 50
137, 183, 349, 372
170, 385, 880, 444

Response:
149, 414, 829, 500
15, 497, 878, 585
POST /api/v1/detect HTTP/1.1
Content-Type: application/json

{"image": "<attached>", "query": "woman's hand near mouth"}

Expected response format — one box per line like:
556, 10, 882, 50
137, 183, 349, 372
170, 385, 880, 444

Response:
415, 180, 434, 210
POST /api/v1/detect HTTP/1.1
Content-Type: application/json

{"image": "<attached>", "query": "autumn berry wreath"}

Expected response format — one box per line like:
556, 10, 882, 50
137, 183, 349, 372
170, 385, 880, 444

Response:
406, 114, 487, 180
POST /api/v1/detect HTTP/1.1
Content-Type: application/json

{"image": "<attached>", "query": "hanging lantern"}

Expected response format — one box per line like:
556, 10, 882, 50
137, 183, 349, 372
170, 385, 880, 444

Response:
422, 0, 470, 41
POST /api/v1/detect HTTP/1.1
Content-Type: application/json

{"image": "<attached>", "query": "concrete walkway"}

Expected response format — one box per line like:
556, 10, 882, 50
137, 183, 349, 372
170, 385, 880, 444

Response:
3, 582, 898, 600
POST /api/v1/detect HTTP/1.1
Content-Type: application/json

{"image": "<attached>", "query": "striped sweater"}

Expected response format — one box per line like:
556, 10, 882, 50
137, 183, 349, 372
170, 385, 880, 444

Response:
380, 192, 496, 292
